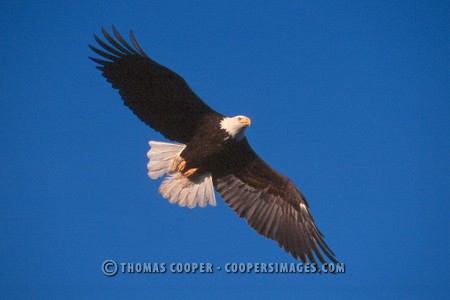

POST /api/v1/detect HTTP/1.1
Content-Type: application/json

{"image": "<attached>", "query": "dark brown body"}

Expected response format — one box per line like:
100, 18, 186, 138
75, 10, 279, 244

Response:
180, 114, 256, 179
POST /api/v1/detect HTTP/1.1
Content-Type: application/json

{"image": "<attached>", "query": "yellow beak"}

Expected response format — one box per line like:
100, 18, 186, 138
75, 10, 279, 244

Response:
241, 117, 251, 126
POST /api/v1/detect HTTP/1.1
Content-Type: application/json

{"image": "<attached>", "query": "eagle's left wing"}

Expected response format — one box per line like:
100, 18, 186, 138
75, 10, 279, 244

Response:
213, 140, 337, 265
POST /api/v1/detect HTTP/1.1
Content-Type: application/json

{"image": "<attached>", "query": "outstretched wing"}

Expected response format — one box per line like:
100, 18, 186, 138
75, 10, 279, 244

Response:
89, 26, 221, 143
214, 140, 338, 265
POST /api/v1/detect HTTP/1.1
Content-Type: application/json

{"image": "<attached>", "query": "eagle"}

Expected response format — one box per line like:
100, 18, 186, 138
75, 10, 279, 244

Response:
89, 26, 338, 265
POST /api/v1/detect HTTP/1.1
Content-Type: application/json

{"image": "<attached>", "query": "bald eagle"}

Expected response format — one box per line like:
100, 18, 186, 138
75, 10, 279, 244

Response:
89, 26, 338, 265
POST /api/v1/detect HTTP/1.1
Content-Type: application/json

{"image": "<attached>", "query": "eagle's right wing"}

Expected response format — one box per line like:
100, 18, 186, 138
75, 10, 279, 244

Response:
214, 140, 338, 265
89, 26, 221, 144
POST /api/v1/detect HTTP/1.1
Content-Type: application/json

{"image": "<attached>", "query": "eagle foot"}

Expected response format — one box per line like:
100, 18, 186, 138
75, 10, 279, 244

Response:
183, 168, 199, 178
177, 160, 186, 173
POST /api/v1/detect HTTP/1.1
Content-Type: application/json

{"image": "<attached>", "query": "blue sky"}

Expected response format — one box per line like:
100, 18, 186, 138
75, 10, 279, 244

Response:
1, 1, 449, 299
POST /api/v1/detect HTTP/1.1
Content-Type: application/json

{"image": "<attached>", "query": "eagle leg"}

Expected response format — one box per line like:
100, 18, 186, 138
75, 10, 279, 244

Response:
183, 168, 199, 178
177, 160, 187, 173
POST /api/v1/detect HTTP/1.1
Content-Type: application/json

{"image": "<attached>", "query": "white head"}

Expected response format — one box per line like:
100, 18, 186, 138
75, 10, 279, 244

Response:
220, 115, 251, 141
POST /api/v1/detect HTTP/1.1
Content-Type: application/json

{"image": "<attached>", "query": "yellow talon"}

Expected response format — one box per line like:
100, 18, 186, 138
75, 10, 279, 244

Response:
177, 160, 186, 173
183, 168, 198, 178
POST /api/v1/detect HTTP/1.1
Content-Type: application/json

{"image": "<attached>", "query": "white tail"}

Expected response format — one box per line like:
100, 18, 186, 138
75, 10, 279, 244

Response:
147, 141, 216, 208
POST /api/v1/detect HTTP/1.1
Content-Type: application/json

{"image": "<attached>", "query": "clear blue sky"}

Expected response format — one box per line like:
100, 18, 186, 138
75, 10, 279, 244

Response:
1, 1, 449, 299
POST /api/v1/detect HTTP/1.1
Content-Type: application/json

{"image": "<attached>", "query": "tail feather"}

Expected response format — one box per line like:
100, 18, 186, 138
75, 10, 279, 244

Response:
158, 172, 216, 208
169, 182, 184, 203
177, 185, 190, 207
186, 183, 200, 208
147, 140, 216, 208
147, 141, 185, 179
